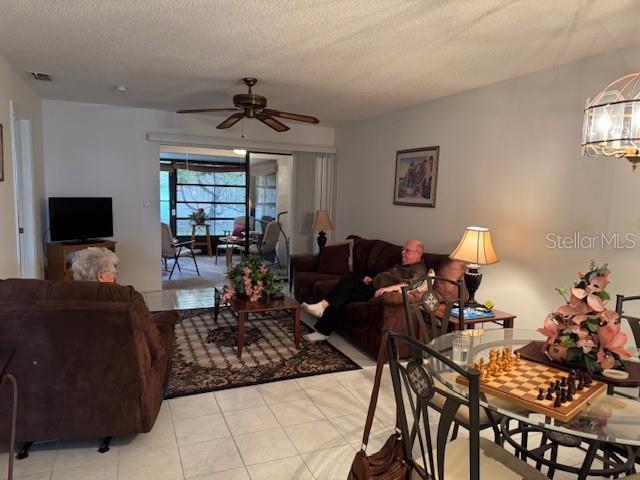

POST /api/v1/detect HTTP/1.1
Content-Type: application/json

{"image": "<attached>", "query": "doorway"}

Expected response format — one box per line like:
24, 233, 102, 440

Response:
10, 101, 37, 278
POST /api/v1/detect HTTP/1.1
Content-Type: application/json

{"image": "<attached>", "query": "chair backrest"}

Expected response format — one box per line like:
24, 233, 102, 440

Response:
386, 332, 480, 480
160, 223, 176, 256
616, 294, 640, 346
401, 275, 465, 344
259, 220, 281, 254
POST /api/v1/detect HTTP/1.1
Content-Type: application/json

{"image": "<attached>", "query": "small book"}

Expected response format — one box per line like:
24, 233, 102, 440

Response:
450, 306, 495, 319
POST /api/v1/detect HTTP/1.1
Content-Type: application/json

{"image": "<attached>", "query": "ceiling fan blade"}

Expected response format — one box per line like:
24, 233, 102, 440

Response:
256, 114, 290, 132
176, 108, 239, 114
216, 113, 245, 129
263, 109, 319, 124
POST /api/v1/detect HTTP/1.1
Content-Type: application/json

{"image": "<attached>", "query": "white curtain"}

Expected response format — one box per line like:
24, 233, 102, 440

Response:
292, 151, 336, 254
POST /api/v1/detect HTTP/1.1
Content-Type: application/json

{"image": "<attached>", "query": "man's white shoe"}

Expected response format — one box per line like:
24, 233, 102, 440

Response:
303, 332, 329, 342
301, 302, 326, 318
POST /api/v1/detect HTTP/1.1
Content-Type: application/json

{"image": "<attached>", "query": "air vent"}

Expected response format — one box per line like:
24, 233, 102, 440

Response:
30, 72, 52, 82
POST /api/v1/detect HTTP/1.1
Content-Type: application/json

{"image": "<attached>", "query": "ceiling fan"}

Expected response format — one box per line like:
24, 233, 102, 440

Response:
177, 77, 319, 132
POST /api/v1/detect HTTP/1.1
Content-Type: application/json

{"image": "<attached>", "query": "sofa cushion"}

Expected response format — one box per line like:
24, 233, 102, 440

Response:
318, 243, 350, 274
312, 278, 342, 299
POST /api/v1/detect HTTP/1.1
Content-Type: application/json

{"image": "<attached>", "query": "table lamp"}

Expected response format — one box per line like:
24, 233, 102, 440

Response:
311, 210, 334, 250
449, 226, 499, 307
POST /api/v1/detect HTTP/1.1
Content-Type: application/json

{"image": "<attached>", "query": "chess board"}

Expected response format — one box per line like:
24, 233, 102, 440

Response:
456, 358, 606, 422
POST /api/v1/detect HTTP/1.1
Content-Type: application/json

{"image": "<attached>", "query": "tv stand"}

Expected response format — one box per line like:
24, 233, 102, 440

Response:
62, 238, 108, 246
46, 240, 117, 281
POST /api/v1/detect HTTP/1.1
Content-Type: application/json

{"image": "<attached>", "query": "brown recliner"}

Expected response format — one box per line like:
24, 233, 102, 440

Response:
0, 279, 177, 443
292, 236, 466, 358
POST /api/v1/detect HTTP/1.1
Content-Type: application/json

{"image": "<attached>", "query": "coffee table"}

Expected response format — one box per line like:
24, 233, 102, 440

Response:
214, 288, 301, 357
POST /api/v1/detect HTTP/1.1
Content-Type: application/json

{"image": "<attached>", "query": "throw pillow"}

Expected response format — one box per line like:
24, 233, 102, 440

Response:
318, 243, 351, 274
232, 224, 245, 236
329, 239, 354, 272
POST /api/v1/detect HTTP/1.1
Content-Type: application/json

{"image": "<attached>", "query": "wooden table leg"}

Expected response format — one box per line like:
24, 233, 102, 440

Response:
214, 289, 220, 324
237, 312, 246, 357
205, 225, 212, 256
293, 307, 301, 349
226, 247, 233, 270
504, 317, 514, 328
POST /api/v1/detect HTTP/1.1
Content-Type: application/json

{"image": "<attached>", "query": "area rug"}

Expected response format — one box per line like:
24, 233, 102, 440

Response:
165, 307, 361, 398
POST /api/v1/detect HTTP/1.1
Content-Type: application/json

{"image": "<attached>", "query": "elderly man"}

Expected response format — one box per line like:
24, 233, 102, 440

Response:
71, 247, 119, 283
302, 239, 426, 341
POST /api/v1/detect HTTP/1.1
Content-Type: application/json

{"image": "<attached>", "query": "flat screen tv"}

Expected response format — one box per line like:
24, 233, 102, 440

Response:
49, 197, 113, 242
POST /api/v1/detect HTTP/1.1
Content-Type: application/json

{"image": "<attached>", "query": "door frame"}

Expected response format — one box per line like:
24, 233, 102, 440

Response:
10, 100, 37, 278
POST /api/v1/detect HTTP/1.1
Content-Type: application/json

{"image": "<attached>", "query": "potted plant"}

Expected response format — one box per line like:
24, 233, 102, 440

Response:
538, 261, 631, 372
189, 208, 209, 225
221, 254, 283, 303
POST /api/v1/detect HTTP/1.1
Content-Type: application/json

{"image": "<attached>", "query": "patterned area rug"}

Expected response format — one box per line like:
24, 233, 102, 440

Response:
166, 307, 361, 398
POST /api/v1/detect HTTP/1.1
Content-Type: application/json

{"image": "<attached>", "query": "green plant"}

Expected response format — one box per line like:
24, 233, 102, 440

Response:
221, 254, 283, 303
189, 208, 209, 223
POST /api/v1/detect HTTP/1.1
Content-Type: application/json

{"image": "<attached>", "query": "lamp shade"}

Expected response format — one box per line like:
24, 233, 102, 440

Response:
450, 226, 499, 265
311, 210, 334, 232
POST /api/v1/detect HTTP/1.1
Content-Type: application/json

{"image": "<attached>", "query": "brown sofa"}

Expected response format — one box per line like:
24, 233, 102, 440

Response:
292, 236, 466, 358
0, 279, 177, 443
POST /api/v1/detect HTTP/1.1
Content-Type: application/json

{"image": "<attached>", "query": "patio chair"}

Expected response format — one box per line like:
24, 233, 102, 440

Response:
161, 223, 201, 279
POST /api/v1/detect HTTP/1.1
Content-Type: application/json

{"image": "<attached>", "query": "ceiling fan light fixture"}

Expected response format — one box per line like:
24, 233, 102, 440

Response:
176, 78, 319, 133
233, 148, 247, 155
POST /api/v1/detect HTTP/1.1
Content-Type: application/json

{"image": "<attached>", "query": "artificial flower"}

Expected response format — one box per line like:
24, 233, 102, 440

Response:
598, 322, 632, 358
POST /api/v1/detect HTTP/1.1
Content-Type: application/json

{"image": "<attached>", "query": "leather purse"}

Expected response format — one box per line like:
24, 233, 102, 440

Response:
349, 331, 409, 480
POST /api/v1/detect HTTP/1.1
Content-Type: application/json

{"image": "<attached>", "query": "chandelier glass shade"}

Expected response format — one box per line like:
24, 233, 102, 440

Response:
582, 73, 640, 170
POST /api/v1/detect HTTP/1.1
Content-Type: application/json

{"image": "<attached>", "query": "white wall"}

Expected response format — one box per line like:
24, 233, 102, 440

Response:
336, 45, 640, 329
0, 55, 44, 279
42, 100, 334, 291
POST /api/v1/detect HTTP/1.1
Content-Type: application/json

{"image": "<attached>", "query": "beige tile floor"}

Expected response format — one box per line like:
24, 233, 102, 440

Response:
1, 309, 590, 479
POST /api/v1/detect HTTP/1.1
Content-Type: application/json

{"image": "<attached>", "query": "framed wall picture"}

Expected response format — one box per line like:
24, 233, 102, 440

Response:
393, 146, 439, 207
0, 124, 3, 181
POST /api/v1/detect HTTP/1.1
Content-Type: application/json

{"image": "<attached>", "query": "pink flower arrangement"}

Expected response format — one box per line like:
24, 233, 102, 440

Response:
221, 254, 283, 303
538, 261, 631, 372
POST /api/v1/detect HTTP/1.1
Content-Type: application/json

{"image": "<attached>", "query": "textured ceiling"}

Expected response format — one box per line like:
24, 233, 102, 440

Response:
1, 0, 639, 126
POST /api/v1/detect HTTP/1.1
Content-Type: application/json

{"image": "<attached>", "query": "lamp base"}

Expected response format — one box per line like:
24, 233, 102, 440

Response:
317, 231, 327, 250
463, 266, 483, 307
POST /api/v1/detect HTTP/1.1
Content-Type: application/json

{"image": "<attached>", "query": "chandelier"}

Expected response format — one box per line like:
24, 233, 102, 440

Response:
582, 73, 640, 170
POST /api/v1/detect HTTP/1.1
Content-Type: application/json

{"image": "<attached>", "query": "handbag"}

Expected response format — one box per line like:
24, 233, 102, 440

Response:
349, 331, 409, 480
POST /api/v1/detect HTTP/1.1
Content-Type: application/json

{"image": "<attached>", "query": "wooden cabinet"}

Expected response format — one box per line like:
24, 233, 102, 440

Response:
46, 240, 117, 281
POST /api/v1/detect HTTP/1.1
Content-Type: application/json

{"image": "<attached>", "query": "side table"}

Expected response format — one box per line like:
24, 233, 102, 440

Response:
439, 307, 516, 330
0, 349, 17, 480
191, 223, 213, 256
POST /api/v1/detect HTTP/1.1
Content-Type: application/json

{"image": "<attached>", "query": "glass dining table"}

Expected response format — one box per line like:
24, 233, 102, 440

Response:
425, 328, 640, 456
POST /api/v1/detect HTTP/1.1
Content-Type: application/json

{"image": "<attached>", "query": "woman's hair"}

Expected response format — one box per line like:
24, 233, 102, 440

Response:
71, 247, 119, 281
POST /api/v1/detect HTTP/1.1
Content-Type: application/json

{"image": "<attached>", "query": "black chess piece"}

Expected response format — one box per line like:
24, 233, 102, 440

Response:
537, 388, 544, 401
577, 379, 584, 391
568, 382, 576, 395
567, 390, 574, 402
561, 377, 567, 387
546, 390, 553, 400
584, 373, 592, 387
554, 395, 562, 407
560, 389, 567, 404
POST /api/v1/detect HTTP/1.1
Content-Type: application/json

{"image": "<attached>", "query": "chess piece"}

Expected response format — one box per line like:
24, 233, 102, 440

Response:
537, 388, 544, 400
555, 380, 561, 391
554, 395, 562, 407
560, 389, 567, 404
545, 390, 553, 401
561, 377, 567, 387
568, 382, 576, 395
567, 390, 574, 402
577, 379, 584, 391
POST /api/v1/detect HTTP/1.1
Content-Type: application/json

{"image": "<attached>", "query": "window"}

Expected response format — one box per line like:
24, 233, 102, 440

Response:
159, 162, 246, 236
254, 174, 277, 228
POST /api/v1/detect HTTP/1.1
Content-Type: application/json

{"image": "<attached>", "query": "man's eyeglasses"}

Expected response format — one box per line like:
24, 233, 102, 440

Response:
402, 248, 420, 254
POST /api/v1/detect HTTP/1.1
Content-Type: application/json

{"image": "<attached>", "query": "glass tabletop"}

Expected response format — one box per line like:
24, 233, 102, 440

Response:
426, 328, 640, 446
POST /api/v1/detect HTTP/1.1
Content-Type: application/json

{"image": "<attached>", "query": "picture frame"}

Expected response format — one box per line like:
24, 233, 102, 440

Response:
0, 124, 3, 181
393, 146, 439, 207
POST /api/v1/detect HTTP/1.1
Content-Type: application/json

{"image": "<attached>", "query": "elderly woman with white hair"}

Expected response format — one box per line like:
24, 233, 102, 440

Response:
71, 247, 119, 282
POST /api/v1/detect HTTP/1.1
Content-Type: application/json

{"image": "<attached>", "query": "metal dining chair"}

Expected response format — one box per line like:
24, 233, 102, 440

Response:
400, 276, 501, 442
385, 332, 547, 480
161, 222, 201, 279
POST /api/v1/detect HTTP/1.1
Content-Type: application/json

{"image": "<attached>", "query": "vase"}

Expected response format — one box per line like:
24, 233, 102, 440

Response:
547, 344, 568, 362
